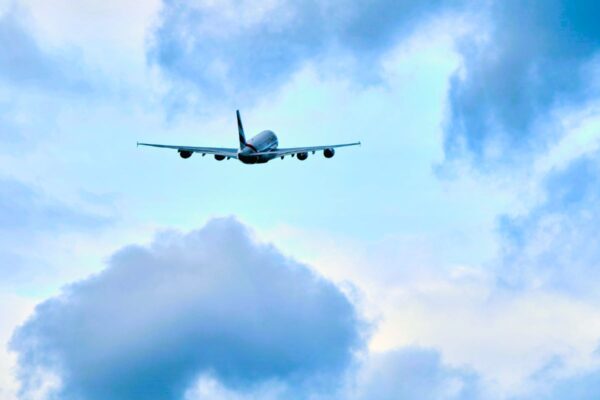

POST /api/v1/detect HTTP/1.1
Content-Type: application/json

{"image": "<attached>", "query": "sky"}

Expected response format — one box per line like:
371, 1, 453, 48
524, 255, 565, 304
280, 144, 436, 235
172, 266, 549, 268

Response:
1, 0, 600, 399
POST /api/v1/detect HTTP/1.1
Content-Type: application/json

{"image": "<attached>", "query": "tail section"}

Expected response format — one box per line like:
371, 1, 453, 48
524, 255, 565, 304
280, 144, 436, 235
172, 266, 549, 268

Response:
237, 110, 247, 150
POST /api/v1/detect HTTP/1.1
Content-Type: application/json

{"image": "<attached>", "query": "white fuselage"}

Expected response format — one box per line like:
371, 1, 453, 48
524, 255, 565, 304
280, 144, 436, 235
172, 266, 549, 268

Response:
238, 130, 279, 164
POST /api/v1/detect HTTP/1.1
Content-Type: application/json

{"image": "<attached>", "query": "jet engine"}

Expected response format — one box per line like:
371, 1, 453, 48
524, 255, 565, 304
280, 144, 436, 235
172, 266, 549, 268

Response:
179, 150, 193, 159
297, 152, 308, 161
324, 148, 335, 158
214, 154, 226, 161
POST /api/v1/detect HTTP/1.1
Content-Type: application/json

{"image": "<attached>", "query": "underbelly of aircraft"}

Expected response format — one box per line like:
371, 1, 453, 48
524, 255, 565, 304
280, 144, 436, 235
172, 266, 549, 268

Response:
238, 153, 275, 164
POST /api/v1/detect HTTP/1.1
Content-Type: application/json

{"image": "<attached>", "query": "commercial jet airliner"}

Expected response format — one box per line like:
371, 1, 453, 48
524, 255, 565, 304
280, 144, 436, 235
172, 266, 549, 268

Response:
137, 110, 361, 164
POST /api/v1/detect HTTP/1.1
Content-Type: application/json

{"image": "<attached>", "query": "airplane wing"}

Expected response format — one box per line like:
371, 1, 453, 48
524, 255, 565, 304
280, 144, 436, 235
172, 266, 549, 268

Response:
252, 142, 361, 157
137, 142, 239, 159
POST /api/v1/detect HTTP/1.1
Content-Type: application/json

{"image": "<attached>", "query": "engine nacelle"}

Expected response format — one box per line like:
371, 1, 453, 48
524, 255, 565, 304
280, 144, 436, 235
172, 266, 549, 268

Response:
324, 148, 335, 158
214, 154, 226, 161
297, 152, 308, 161
179, 150, 193, 159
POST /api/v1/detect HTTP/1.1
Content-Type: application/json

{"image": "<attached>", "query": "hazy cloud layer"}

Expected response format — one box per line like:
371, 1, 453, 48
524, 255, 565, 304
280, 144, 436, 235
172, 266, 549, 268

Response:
148, 0, 454, 105
0, 178, 109, 282
11, 218, 363, 400
445, 0, 600, 162
0, 179, 106, 232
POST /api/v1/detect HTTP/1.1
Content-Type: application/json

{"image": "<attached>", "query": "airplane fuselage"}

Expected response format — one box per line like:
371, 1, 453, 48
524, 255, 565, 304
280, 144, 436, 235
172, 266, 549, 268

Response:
238, 130, 279, 164
137, 110, 360, 163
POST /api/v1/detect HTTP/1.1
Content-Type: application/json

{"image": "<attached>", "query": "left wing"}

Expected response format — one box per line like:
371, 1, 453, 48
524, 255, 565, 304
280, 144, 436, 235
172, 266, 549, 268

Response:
252, 142, 361, 157
137, 142, 239, 159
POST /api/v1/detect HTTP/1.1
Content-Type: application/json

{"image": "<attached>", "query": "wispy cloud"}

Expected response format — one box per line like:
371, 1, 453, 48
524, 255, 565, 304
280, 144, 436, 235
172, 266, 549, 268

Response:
0, 178, 110, 285
0, 178, 108, 232
0, 8, 89, 92
498, 150, 600, 294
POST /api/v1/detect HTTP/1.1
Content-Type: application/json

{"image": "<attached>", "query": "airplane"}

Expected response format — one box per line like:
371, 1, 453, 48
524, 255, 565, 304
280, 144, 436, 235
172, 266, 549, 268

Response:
137, 110, 361, 164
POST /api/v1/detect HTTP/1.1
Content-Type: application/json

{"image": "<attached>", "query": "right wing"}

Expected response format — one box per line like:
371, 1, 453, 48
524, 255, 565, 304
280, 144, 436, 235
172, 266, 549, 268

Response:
137, 142, 239, 158
251, 142, 361, 157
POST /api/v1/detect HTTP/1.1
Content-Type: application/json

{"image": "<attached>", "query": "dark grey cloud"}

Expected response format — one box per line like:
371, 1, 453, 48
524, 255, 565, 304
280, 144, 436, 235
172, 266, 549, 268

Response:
148, 0, 455, 107
445, 0, 600, 163
351, 348, 482, 400
497, 153, 600, 294
11, 218, 363, 400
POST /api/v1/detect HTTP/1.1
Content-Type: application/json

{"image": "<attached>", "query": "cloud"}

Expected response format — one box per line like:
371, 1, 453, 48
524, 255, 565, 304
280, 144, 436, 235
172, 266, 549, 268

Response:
0, 8, 91, 147
350, 348, 483, 400
181, 346, 600, 400
524, 352, 600, 400
0, 178, 109, 398
0, 7, 89, 91
539, 369, 600, 400
0, 178, 110, 283
0, 178, 107, 232
10, 218, 363, 400
150, 0, 599, 147
498, 151, 600, 293
182, 347, 484, 400
445, 0, 600, 163
148, 0, 455, 107
0, 9, 60, 87
0, 102, 20, 145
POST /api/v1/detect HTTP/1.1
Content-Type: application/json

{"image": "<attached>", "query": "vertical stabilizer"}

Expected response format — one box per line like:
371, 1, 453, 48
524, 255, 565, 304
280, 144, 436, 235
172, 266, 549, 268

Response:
237, 110, 247, 150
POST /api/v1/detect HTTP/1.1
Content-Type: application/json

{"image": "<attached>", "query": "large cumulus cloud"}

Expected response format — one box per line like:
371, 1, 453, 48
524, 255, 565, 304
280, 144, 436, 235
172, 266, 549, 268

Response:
445, 0, 600, 163
10, 218, 363, 400
148, 0, 455, 105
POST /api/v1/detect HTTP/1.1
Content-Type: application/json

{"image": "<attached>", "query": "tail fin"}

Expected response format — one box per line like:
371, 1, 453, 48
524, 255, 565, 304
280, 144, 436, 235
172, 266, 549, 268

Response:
237, 110, 246, 150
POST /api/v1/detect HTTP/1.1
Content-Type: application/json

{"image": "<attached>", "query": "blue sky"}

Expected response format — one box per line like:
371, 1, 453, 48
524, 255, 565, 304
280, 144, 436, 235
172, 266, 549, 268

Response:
1, 0, 600, 399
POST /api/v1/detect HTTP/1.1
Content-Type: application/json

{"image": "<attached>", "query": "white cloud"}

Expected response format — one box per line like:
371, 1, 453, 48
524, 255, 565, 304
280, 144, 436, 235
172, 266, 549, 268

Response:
261, 220, 600, 397
13, 0, 163, 91
19, 0, 161, 51
534, 102, 600, 177
0, 294, 35, 400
